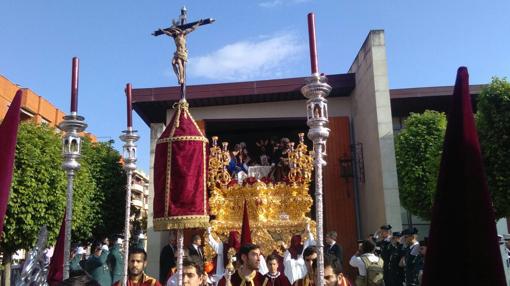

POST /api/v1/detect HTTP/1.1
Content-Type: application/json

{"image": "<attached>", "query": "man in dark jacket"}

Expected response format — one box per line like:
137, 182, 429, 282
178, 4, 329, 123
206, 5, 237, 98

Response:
159, 231, 177, 284
325, 231, 343, 272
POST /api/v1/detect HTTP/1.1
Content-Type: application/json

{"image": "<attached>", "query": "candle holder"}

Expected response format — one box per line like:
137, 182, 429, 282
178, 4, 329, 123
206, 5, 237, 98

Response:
59, 114, 87, 280
119, 128, 140, 286
301, 72, 331, 286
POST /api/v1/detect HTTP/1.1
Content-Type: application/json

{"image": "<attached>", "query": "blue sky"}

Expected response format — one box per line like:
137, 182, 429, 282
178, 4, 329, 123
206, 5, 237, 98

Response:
1, 0, 509, 174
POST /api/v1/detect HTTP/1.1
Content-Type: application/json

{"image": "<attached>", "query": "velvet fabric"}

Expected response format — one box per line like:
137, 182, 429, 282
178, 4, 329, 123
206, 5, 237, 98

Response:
422, 67, 506, 285
153, 100, 209, 230
47, 212, 66, 286
241, 201, 252, 246
223, 231, 241, 268
0, 90, 21, 234
288, 235, 303, 260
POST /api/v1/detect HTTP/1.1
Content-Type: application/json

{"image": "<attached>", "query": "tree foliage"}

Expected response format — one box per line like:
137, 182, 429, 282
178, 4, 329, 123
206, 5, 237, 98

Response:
82, 140, 126, 239
476, 77, 510, 219
1, 122, 126, 255
395, 111, 447, 220
1, 122, 66, 253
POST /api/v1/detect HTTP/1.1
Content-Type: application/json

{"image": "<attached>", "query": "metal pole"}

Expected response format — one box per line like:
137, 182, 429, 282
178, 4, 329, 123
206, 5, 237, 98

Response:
123, 170, 133, 285
313, 142, 325, 286
301, 74, 331, 286
120, 128, 140, 286
177, 229, 184, 286
63, 170, 74, 280
59, 114, 87, 280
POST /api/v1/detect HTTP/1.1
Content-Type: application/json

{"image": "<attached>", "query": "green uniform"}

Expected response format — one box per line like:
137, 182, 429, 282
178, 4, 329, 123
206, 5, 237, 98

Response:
84, 250, 112, 286
69, 253, 83, 272
109, 244, 124, 284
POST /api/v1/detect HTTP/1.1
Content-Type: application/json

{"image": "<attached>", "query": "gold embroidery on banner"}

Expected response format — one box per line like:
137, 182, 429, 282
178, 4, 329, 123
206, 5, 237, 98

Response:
153, 215, 209, 231
202, 142, 207, 215
164, 142, 173, 217
157, 136, 208, 144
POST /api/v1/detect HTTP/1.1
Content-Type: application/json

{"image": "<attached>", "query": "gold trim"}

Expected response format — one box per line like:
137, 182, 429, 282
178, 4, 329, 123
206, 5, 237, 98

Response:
187, 109, 206, 138
157, 136, 208, 144
202, 141, 207, 215
153, 215, 210, 231
164, 141, 172, 217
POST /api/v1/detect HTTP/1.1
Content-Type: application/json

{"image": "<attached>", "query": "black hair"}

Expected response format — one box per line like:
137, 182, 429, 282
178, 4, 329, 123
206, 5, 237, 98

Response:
266, 254, 279, 263
191, 234, 202, 242
303, 246, 318, 258
59, 271, 100, 286
91, 240, 102, 251
183, 256, 205, 276
360, 240, 376, 254
324, 254, 341, 275
239, 243, 260, 264
129, 247, 147, 261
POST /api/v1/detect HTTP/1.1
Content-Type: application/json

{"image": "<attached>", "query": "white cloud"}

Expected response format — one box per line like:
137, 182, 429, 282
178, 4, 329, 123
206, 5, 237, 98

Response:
258, 0, 311, 8
188, 32, 305, 82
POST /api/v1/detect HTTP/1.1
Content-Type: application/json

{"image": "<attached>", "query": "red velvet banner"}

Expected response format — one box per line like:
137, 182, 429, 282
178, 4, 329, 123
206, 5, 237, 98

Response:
153, 100, 209, 230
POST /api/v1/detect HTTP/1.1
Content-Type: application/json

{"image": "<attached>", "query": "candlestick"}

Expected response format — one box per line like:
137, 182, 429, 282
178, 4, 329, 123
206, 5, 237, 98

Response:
70, 57, 79, 114
307, 13, 319, 75
126, 83, 133, 129
303, 12, 329, 286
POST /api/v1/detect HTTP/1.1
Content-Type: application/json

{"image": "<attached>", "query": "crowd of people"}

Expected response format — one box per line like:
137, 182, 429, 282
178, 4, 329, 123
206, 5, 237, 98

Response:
61, 235, 146, 286
60, 224, 510, 286
349, 225, 426, 286
226, 137, 294, 182
159, 227, 343, 286
156, 225, 430, 286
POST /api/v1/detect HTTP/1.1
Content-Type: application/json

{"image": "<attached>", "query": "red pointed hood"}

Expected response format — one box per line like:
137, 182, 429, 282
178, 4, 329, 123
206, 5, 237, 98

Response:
422, 67, 506, 285
240, 201, 252, 246
0, 90, 22, 234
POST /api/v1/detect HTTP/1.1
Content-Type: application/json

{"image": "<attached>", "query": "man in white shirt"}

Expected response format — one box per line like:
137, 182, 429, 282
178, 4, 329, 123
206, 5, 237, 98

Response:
349, 240, 383, 286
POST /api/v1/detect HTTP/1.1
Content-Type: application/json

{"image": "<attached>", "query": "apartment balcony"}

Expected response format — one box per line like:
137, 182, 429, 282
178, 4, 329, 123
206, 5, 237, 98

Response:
131, 198, 144, 208
131, 183, 144, 194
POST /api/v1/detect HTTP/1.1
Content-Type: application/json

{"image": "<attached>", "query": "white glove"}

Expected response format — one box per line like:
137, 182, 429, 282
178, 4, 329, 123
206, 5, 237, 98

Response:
101, 244, 109, 251
207, 227, 212, 234
138, 233, 145, 239
116, 238, 123, 245
77, 246, 86, 255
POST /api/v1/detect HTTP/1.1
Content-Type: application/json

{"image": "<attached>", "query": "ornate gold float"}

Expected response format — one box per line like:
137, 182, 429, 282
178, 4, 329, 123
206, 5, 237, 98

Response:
206, 133, 316, 257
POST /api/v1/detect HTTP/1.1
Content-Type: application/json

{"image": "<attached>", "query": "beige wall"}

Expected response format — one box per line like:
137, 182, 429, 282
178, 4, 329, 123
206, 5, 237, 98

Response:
348, 30, 402, 237
167, 97, 351, 120
146, 122, 166, 277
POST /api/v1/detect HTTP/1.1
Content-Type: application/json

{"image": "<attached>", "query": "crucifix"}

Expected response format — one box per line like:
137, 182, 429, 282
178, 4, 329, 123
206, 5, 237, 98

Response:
153, 7, 215, 99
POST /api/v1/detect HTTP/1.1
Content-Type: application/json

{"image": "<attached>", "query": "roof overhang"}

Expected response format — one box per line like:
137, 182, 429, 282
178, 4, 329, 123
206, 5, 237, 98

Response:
133, 73, 356, 126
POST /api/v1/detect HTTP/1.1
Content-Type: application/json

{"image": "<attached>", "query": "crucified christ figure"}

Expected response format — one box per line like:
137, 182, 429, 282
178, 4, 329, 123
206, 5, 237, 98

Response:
158, 20, 203, 85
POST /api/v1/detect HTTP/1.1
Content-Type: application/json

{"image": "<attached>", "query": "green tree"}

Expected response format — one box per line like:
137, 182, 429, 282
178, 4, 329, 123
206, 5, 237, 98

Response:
82, 139, 126, 239
477, 77, 510, 219
395, 111, 447, 220
1, 122, 66, 286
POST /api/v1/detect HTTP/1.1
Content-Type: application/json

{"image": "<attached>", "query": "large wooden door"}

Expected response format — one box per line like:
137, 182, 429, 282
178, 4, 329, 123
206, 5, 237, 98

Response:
324, 116, 358, 277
